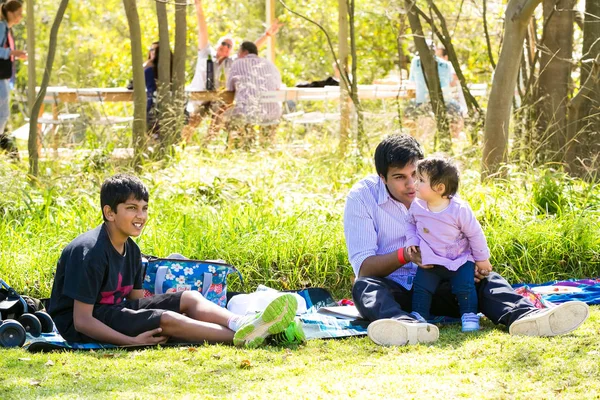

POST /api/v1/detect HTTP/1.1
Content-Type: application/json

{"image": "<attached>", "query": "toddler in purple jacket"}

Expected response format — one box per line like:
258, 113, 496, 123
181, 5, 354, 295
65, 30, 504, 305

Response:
406, 157, 493, 332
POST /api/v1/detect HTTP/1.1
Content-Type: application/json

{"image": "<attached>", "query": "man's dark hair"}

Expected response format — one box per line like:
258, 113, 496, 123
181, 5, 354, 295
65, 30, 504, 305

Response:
240, 41, 258, 55
416, 157, 459, 198
374, 134, 424, 178
438, 45, 448, 58
100, 174, 149, 221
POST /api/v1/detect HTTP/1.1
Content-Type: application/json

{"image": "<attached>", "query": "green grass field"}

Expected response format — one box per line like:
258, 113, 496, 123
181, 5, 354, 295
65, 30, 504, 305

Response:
1, 311, 599, 399
1, 133, 600, 398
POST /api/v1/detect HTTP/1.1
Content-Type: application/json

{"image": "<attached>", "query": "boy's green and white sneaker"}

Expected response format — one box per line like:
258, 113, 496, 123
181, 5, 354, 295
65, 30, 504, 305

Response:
269, 318, 306, 346
233, 294, 298, 348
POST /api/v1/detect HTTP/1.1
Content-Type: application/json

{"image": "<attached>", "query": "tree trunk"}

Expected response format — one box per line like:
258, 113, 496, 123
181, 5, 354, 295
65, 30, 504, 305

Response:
565, 54, 600, 175
568, 0, 600, 175
581, 0, 600, 85
482, 0, 542, 179
348, 0, 365, 150
405, 0, 451, 153
535, 0, 575, 163
28, 0, 69, 177
170, 1, 187, 146
123, 0, 146, 167
338, 0, 350, 155
155, 1, 173, 152
26, 0, 36, 112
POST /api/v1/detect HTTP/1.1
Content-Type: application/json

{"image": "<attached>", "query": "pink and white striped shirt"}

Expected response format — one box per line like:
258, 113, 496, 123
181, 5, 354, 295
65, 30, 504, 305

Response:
226, 54, 282, 124
344, 175, 418, 289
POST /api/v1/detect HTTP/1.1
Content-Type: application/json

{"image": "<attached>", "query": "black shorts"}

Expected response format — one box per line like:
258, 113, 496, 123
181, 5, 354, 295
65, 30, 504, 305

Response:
60, 292, 184, 342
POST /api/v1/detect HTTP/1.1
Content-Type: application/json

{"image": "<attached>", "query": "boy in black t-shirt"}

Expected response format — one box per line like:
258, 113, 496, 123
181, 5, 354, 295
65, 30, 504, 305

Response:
48, 174, 302, 347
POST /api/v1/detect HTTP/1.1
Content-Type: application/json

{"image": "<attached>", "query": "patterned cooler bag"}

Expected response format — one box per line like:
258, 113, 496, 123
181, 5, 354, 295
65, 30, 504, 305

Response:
142, 256, 243, 307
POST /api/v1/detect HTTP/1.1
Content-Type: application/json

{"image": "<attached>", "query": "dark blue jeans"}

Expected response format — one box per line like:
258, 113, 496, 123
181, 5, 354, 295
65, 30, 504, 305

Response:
352, 272, 537, 328
412, 262, 476, 319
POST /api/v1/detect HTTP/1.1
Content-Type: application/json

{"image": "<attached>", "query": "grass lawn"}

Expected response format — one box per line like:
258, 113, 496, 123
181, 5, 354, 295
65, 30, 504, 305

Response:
2, 133, 600, 399
1, 308, 599, 399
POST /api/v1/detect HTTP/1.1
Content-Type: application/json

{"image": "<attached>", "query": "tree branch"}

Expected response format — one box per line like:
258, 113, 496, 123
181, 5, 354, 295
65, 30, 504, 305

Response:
277, 0, 351, 91
482, 0, 496, 69
516, 0, 544, 22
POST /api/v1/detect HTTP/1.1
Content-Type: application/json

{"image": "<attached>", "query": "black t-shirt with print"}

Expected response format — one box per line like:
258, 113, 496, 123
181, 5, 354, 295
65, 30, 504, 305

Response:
48, 224, 144, 336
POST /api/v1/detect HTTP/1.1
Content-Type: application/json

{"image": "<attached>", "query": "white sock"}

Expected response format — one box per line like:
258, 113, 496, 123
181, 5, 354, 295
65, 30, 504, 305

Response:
228, 315, 243, 332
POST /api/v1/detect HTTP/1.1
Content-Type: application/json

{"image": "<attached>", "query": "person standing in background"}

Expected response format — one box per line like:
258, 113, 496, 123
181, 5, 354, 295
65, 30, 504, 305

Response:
0, 0, 26, 136
183, 0, 282, 143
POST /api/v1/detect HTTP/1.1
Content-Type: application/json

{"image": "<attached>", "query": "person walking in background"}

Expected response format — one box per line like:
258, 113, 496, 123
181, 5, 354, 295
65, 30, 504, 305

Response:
405, 41, 463, 139
0, 0, 26, 135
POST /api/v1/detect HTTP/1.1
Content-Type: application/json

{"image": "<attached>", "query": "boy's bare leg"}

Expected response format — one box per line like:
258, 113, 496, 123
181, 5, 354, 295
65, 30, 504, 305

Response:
158, 291, 236, 343
180, 290, 235, 327
159, 311, 234, 343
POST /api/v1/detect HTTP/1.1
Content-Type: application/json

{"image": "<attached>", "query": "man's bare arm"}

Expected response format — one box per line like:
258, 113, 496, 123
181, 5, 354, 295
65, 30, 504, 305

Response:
254, 20, 283, 49
194, 0, 209, 50
73, 300, 167, 346
359, 248, 416, 278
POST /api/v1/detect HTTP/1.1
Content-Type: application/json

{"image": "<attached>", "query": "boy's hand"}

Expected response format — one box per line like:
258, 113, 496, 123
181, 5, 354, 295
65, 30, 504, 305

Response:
132, 328, 168, 345
407, 246, 418, 255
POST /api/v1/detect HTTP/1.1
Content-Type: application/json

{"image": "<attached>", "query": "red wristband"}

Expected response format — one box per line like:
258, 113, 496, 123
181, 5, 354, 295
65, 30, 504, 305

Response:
397, 247, 406, 265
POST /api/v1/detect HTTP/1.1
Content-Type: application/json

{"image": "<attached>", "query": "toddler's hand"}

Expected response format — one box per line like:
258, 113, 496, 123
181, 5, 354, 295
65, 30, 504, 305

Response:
407, 246, 418, 255
475, 260, 493, 275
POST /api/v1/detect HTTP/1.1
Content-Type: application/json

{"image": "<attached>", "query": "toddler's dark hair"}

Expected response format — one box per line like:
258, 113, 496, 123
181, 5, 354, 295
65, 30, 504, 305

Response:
417, 157, 459, 198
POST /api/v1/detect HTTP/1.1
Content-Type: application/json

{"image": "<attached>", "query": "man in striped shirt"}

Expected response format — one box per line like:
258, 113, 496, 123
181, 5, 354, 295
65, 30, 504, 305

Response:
226, 41, 282, 125
344, 134, 590, 346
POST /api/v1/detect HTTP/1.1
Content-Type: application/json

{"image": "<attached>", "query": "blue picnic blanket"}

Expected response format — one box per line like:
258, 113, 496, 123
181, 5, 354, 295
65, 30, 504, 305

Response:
25, 288, 367, 352
512, 278, 600, 305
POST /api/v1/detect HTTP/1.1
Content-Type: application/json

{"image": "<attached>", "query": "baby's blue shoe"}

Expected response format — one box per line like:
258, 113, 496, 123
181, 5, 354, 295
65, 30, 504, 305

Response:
461, 312, 480, 332
408, 311, 427, 323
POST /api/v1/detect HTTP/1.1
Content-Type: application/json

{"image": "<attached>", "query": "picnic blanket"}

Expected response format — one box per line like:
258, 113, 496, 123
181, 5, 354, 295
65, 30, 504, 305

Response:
25, 288, 368, 353
512, 278, 600, 305
29, 279, 598, 352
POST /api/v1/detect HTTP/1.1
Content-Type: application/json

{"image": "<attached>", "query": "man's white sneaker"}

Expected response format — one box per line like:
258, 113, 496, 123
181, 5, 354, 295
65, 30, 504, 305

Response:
367, 318, 439, 346
508, 301, 589, 337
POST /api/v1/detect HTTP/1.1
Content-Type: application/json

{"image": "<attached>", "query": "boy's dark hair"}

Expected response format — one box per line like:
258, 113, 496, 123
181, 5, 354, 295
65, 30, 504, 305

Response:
240, 41, 258, 55
100, 174, 149, 221
416, 157, 459, 198
374, 134, 424, 178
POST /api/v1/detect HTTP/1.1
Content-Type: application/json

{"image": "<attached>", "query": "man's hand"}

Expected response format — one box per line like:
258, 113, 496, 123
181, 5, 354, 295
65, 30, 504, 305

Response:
474, 259, 493, 283
131, 328, 168, 346
419, 264, 434, 269
265, 19, 284, 37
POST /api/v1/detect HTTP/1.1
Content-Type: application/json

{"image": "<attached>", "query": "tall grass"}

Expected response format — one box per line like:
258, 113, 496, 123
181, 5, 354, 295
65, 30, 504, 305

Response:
1, 135, 599, 300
